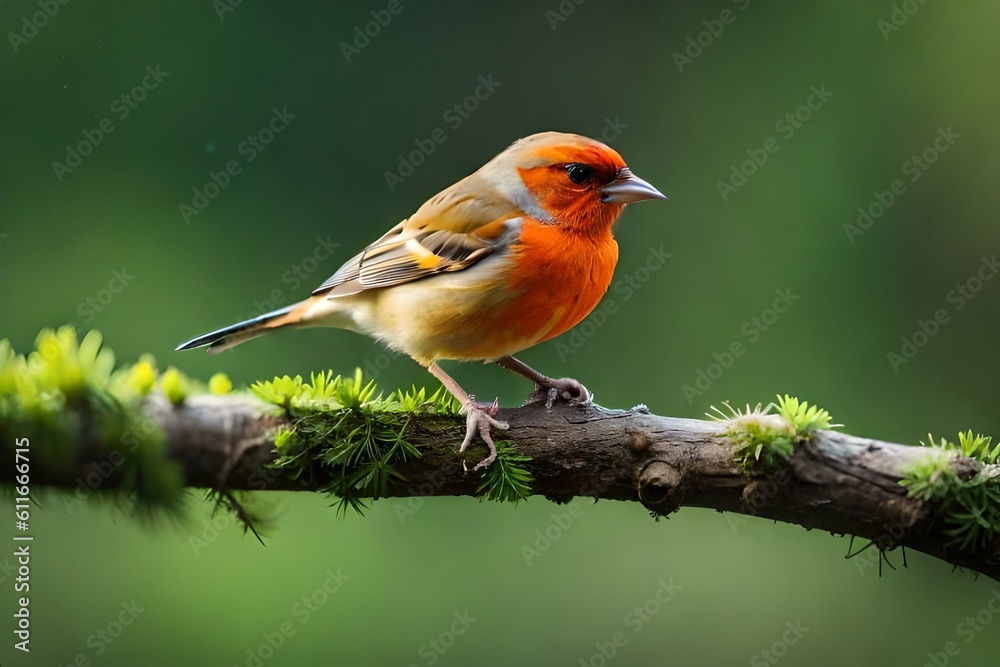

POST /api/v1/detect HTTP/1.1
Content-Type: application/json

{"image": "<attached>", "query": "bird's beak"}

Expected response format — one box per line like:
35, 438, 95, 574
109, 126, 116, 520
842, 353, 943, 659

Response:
601, 168, 667, 204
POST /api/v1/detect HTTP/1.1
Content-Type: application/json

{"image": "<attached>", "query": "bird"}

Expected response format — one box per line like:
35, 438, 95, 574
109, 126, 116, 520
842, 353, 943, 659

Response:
177, 131, 666, 469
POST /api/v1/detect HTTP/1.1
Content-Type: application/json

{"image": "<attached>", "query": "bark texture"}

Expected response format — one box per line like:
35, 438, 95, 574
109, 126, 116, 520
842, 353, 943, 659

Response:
18, 393, 1000, 581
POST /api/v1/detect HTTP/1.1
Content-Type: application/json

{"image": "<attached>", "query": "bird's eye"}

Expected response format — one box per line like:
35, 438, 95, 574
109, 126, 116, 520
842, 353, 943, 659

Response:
566, 163, 593, 185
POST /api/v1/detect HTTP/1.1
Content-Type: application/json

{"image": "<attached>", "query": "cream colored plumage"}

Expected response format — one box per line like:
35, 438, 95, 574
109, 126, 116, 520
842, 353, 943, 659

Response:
177, 131, 666, 468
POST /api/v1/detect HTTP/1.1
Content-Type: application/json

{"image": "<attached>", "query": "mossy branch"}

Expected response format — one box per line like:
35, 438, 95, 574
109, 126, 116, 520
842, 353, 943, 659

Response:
3, 328, 1000, 582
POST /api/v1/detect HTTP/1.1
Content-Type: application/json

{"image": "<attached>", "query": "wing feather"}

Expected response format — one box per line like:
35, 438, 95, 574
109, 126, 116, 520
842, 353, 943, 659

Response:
313, 177, 522, 297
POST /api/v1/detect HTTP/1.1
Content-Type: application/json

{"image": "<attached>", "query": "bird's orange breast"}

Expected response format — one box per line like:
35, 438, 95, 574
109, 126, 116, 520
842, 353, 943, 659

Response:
352, 218, 620, 364
499, 220, 619, 346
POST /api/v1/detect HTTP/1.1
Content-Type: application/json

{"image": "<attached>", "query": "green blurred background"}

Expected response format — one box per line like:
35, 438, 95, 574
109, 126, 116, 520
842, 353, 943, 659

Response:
2, 0, 1000, 665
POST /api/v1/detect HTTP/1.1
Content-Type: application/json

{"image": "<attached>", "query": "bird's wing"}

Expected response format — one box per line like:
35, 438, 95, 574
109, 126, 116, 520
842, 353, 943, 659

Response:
313, 180, 522, 297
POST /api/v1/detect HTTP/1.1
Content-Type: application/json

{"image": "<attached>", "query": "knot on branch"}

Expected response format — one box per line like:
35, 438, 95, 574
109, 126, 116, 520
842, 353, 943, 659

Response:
637, 461, 684, 515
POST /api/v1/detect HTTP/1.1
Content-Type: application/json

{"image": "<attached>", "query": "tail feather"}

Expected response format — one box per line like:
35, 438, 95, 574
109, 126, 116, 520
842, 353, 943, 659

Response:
176, 304, 298, 354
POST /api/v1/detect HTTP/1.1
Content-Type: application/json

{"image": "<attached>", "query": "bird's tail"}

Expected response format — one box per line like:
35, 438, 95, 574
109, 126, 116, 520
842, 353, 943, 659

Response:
176, 301, 305, 354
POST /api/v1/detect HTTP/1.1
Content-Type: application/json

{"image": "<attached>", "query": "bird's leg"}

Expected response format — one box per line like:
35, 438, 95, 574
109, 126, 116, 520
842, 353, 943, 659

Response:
426, 362, 509, 470
493, 356, 592, 409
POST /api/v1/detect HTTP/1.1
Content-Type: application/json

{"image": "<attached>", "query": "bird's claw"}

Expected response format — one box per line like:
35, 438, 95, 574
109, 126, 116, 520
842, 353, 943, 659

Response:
527, 377, 592, 408
459, 399, 509, 470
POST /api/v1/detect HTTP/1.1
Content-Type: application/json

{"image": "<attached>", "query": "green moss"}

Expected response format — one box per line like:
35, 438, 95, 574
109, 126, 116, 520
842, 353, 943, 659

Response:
710, 395, 841, 473
901, 431, 1000, 555
208, 372, 232, 396
774, 394, 839, 433
478, 440, 534, 504
159, 367, 188, 405
0, 327, 547, 527
126, 356, 158, 396
255, 370, 534, 513
0, 327, 184, 517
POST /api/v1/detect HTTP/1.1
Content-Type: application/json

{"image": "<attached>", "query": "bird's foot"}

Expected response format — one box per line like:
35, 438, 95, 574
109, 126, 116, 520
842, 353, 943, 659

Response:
460, 398, 509, 470
527, 377, 593, 409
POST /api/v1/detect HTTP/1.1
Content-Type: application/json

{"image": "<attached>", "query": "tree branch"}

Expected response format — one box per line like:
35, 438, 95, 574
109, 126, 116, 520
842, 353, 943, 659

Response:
21, 393, 1000, 581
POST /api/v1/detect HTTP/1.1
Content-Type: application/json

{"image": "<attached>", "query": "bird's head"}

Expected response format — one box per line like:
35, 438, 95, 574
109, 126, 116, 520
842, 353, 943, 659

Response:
483, 131, 666, 234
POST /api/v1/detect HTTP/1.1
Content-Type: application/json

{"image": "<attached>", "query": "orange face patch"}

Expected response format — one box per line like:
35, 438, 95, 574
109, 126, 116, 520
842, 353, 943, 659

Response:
529, 143, 627, 172
516, 144, 628, 234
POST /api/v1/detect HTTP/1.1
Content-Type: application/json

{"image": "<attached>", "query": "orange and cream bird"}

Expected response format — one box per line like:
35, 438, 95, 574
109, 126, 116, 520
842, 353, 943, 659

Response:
177, 131, 666, 469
